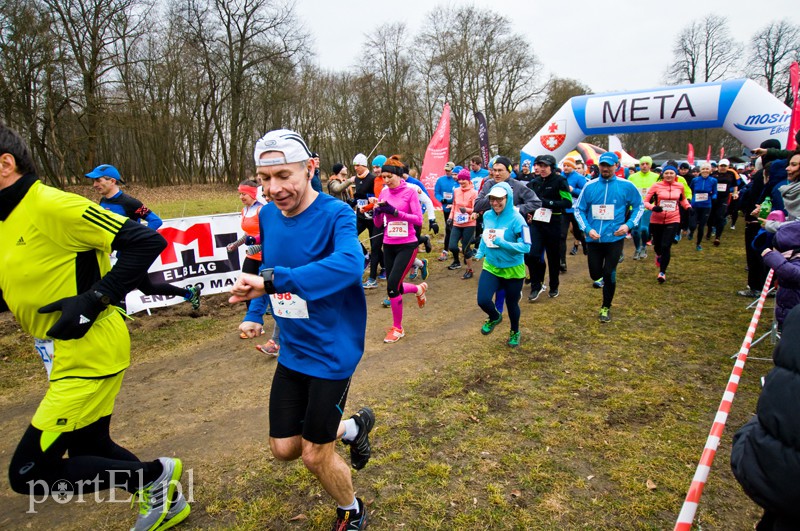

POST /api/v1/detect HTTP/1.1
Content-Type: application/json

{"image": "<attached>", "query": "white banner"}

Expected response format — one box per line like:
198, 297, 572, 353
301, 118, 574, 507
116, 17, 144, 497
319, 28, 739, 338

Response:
124, 212, 247, 314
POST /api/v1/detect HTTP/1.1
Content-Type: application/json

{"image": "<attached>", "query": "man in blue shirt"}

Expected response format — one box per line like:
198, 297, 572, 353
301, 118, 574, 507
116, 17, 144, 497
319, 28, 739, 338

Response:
561, 158, 588, 267
230, 129, 374, 531
85, 164, 201, 310
435, 161, 458, 261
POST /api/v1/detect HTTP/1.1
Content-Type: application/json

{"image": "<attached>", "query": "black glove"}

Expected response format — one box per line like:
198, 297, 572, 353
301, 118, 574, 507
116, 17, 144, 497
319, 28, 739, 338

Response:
446, 218, 453, 228
429, 219, 439, 234
459, 207, 467, 213
545, 200, 554, 208
652, 205, 663, 213
374, 203, 398, 216
38, 291, 108, 340
244, 235, 257, 245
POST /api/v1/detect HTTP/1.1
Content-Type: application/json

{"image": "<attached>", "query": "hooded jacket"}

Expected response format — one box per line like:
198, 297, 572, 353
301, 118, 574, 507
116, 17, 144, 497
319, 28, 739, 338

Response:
761, 220, 800, 327
474, 182, 531, 269
731, 305, 800, 526
374, 179, 423, 246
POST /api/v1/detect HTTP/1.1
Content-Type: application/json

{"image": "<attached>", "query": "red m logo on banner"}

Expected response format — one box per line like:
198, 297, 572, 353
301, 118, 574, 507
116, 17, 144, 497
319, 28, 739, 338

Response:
158, 223, 216, 264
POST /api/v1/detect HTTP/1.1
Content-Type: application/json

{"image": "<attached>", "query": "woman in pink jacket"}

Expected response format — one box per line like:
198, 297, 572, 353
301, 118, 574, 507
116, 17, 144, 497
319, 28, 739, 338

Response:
645, 165, 692, 283
373, 155, 427, 343
448, 169, 478, 279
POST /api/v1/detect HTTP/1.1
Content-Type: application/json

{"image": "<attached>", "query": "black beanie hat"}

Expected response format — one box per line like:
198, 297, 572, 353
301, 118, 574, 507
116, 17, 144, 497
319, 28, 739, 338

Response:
331, 163, 344, 175
760, 139, 781, 150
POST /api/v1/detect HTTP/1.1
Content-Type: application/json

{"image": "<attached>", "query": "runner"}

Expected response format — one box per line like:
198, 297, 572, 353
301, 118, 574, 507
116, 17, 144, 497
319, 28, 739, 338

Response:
435, 161, 459, 262
573, 152, 643, 322
562, 157, 588, 261
448, 169, 477, 279
352, 153, 382, 288
2, 125, 190, 531
85, 164, 201, 310
707, 158, 738, 246
627, 156, 660, 260
689, 163, 718, 251
474, 182, 531, 347
230, 129, 374, 530
645, 165, 692, 283
372, 155, 427, 343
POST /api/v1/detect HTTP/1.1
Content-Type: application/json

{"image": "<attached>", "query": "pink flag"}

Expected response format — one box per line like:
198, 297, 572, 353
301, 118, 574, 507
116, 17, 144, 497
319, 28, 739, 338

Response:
420, 103, 451, 208
788, 61, 799, 150
687, 143, 695, 165
719, 147, 725, 161
706, 146, 711, 163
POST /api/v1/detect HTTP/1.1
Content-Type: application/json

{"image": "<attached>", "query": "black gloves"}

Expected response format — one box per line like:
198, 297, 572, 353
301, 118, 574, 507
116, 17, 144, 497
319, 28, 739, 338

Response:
652, 205, 664, 213
446, 219, 453, 228
374, 203, 398, 216
38, 291, 109, 340
429, 219, 440, 234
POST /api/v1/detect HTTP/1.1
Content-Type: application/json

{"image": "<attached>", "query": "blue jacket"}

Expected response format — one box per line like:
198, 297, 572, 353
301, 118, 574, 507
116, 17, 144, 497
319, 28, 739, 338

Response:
435, 175, 459, 212
474, 182, 531, 268
690, 176, 718, 209
574, 175, 643, 243
565, 171, 587, 214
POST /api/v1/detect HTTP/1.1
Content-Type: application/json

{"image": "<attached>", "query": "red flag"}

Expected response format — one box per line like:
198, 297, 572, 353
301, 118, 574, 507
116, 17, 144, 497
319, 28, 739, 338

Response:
687, 143, 695, 165
420, 103, 450, 208
706, 146, 711, 163
719, 147, 725, 161
788, 61, 799, 150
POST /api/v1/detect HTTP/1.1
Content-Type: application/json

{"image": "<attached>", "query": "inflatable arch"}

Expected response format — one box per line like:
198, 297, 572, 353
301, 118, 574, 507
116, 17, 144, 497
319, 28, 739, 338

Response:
520, 79, 792, 163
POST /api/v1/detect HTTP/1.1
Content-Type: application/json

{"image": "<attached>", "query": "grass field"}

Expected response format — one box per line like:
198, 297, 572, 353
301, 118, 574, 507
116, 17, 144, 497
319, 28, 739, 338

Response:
0, 185, 771, 529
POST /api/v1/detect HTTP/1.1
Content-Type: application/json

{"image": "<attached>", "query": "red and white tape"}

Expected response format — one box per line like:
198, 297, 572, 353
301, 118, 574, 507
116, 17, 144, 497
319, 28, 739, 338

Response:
674, 268, 774, 530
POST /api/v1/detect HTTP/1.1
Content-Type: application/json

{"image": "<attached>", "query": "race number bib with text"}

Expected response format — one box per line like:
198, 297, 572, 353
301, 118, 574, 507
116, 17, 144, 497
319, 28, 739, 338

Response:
482, 228, 505, 248
533, 208, 552, 223
386, 221, 409, 239
717, 183, 727, 192
660, 200, 677, 212
695, 192, 708, 202
455, 213, 470, 224
34, 338, 54, 379
592, 204, 614, 220
269, 293, 309, 319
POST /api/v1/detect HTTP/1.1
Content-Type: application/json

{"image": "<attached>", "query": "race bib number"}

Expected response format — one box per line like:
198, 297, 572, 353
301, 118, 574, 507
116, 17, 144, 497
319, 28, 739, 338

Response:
533, 208, 552, 223
695, 192, 708, 202
592, 204, 614, 220
269, 292, 309, 319
717, 183, 727, 192
482, 228, 505, 248
356, 199, 368, 209
660, 200, 677, 212
455, 213, 470, 224
34, 338, 54, 379
386, 221, 409, 238
443, 192, 453, 201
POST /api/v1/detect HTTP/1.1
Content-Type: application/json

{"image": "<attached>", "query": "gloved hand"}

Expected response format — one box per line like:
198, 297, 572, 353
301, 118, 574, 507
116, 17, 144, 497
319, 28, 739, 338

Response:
446, 218, 453, 229
38, 291, 108, 340
429, 219, 439, 234
652, 205, 663, 213
459, 207, 467, 213
246, 244, 262, 256
244, 235, 257, 245
226, 242, 237, 252
374, 203, 398, 216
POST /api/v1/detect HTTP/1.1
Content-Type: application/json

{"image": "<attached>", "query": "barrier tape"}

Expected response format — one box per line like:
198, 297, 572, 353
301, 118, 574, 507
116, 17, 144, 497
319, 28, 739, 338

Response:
674, 268, 775, 530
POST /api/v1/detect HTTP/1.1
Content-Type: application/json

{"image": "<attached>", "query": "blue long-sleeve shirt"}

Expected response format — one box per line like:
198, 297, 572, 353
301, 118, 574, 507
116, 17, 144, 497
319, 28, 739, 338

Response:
565, 171, 587, 214
434, 175, 459, 212
690, 176, 718, 209
100, 190, 162, 229
254, 193, 366, 379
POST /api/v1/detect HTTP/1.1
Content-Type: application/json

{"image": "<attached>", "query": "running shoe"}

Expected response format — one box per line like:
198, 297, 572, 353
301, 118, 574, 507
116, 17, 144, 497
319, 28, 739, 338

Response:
447, 262, 462, 270
507, 330, 521, 348
714, 238, 720, 247
130, 457, 184, 531
657, 272, 666, 283
420, 258, 429, 280
462, 269, 473, 280
632, 249, 641, 260
362, 278, 378, 289
377, 270, 387, 280
640, 249, 648, 259
696, 245, 702, 251
618, 254, 624, 263
240, 331, 249, 339
422, 235, 432, 253
186, 286, 201, 311
737, 289, 759, 297
408, 266, 418, 280
674, 232, 681, 243
331, 497, 368, 531
255, 339, 280, 357
416, 282, 428, 309
598, 307, 611, 323
437, 250, 448, 261
559, 260, 567, 272
528, 285, 546, 302
161, 491, 191, 531
731, 225, 736, 230
570, 244, 578, 256
383, 327, 405, 343
381, 298, 391, 308
481, 314, 503, 335
363, 254, 370, 270
344, 407, 375, 470
548, 288, 559, 298
592, 278, 604, 289
687, 232, 694, 241
654, 255, 661, 268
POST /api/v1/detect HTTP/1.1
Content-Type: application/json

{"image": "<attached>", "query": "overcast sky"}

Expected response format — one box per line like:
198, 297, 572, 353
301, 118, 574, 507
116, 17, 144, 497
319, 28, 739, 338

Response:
295, 0, 798, 94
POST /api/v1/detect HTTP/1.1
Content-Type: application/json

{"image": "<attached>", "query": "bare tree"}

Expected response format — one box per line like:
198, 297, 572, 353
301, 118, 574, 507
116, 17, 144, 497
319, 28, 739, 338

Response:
749, 20, 800, 101
666, 14, 742, 84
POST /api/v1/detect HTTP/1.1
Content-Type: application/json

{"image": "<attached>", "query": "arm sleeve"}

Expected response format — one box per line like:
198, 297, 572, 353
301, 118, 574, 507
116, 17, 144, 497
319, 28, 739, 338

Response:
626, 184, 645, 227
573, 187, 589, 231
396, 193, 423, 226
275, 206, 364, 301
516, 184, 543, 217
417, 188, 435, 220
144, 211, 163, 230
243, 294, 268, 325
98, 219, 168, 302
434, 180, 444, 203
473, 180, 491, 213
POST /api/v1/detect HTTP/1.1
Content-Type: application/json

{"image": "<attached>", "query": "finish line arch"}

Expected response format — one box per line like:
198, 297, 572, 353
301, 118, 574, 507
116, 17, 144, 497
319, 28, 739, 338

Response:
520, 79, 792, 163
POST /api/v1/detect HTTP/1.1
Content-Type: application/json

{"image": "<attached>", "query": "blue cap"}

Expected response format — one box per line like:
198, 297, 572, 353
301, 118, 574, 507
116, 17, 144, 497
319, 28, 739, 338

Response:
453, 165, 464, 174
85, 164, 125, 183
372, 155, 387, 167
598, 152, 619, 166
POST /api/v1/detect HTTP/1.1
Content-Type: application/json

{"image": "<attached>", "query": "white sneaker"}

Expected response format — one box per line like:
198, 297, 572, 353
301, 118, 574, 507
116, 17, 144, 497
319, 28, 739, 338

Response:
130, 458, 185, 531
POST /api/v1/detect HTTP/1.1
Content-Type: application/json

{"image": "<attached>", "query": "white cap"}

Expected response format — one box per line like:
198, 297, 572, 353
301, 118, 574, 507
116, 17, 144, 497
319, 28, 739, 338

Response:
253, 129, 312, 167
352, 153, 368, 167
719, 158, 730, 166
487, 185, 508, 198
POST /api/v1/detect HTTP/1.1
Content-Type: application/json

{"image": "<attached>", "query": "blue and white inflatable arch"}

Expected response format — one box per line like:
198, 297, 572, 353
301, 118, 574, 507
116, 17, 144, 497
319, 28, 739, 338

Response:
521, 79, 792, 163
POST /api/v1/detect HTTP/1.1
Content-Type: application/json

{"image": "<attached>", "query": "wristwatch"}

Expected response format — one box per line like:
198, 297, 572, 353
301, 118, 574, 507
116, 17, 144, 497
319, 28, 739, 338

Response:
92, 290, 112, 306
260, 268, 277, 294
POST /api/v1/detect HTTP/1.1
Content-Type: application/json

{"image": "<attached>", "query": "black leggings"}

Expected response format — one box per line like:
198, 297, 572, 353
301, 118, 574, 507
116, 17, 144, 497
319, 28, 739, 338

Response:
357, 217, 384, 278
691, 208, 711, 245
383, 242, 418, 298
651, 223, 680, 273
449, 226, 475, 262
528, 220, 562, 291
9, 415, 160, 495
587, 239, 624, 308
